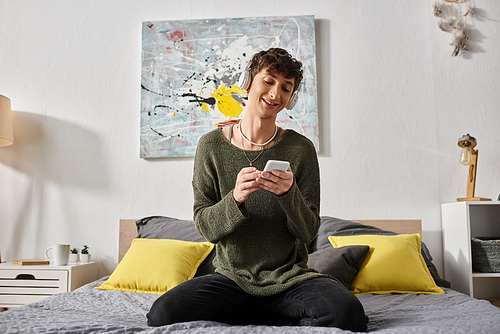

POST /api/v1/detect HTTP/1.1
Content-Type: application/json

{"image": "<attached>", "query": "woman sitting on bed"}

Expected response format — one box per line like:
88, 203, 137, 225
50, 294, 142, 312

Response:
147, 47, 368, 332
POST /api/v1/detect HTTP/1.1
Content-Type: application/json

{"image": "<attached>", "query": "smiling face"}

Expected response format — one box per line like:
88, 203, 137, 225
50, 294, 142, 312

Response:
246, 68, 295, 119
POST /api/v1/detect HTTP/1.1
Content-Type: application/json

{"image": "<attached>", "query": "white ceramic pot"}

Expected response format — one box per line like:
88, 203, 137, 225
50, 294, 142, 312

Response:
69, 253, 79, 263
80, 254, 90, 263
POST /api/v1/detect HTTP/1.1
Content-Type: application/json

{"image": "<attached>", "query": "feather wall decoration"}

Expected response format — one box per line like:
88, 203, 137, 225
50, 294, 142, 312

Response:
432, 0, 473, 57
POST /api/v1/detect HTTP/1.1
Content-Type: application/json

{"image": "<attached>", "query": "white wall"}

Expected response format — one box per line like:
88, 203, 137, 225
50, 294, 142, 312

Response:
1, 0, 499, 277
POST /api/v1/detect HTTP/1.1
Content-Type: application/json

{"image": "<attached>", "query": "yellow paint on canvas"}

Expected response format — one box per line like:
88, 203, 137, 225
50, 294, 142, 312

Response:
200, 102, 210, 113
211, 84, 247, 118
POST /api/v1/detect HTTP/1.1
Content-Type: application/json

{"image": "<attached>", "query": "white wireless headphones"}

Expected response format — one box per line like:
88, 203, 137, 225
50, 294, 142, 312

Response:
240, 61, 301, 110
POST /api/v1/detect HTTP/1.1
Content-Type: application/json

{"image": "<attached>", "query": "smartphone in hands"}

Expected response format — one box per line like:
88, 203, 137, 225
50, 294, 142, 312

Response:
262, 160, 290, 180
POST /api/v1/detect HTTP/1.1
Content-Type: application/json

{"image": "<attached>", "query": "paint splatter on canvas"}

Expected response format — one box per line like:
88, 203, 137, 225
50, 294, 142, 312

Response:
140, 15, 318, 158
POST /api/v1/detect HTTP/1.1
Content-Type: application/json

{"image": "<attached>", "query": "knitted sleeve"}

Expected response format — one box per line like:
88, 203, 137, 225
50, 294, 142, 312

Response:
276, 136, 320, 244
191, 130, 248, 243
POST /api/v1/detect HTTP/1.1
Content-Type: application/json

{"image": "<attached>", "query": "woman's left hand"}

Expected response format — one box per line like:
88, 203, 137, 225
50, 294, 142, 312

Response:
256, 166, 293, 196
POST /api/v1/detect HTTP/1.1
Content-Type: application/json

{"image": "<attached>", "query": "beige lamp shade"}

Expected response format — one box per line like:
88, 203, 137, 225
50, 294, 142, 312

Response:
0, 95, 14, 146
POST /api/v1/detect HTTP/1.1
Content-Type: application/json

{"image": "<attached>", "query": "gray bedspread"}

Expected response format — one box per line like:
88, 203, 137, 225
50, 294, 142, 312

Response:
1, 278, 500, 333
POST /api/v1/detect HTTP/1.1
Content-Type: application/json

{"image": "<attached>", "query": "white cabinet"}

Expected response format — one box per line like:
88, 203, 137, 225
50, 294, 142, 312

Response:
442, 201, 500, 299
0, 262, 98, 309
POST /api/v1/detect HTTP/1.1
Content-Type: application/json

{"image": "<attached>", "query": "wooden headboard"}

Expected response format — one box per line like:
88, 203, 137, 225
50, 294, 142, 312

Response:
119, 219, 421, 262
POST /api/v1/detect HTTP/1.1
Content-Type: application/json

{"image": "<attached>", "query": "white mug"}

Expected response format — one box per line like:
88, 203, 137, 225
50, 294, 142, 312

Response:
46, 244, 70, 266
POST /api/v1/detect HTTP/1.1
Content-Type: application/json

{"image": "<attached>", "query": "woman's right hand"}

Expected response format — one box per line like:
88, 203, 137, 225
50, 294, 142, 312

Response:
233, 167, 262, 206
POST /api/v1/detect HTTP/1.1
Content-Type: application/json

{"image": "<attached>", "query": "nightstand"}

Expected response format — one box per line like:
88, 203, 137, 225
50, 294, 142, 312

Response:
0, 261, 98, 309
442, 201, 500, 300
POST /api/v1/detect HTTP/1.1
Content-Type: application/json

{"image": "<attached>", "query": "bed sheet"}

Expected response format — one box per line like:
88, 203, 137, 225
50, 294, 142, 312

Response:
1, 277, 500, 334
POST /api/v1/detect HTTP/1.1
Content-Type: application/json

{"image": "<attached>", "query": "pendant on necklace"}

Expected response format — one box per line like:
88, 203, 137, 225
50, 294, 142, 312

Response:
240, 124, 266, 166
242, 146, 264, 166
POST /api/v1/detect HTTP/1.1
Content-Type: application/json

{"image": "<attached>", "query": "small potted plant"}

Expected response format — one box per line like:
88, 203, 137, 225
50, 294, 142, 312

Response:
80, 245, 90, 263
69, 247, 79, 263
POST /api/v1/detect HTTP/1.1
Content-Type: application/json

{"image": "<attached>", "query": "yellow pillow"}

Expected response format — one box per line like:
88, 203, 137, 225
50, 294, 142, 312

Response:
328, 234, 444, 295
96, 238, 214, 295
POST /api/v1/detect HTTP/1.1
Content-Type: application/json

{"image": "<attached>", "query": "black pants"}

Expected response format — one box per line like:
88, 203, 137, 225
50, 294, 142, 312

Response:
147, 273, 368, 332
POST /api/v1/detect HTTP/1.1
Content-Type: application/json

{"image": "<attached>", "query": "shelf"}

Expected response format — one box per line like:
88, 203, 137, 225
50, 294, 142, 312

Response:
442, 201, 500, 207
472, 272, 500, 278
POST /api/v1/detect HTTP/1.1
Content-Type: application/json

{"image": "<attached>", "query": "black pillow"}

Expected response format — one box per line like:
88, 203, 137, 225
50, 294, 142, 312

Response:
135, 216, 215, 277
308, 245, 370, 289
314, 216, 450, 288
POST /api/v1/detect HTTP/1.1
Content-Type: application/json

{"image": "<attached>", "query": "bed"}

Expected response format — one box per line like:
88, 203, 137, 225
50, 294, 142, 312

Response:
1, 216, 500, 333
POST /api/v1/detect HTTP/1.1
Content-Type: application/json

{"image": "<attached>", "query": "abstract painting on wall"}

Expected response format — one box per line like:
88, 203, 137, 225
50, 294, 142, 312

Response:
140, 15, 318, 158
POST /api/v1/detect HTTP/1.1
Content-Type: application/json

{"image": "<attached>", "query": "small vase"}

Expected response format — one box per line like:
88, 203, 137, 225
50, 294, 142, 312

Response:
69, 253, 79, 263
80, 254, 90, 263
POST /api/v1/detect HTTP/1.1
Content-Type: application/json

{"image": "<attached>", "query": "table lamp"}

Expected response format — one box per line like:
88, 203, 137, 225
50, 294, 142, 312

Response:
0, 95, 14, 147
457, 134, 490, 202
1, 94, 14, 263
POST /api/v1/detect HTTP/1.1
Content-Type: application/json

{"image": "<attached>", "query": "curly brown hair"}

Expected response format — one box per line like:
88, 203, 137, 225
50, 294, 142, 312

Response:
249, 48, 303, 93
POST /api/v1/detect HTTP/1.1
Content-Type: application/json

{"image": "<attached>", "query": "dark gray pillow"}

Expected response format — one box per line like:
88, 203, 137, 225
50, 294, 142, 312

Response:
313, 217, 392, 252
136, 216, 205, 241
314, 216, 450, 288
135, 216, 215, 277
308, 245, 370, 289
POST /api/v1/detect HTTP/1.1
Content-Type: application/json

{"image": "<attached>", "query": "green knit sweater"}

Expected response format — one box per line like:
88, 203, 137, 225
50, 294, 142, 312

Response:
192, 128, 325, 297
